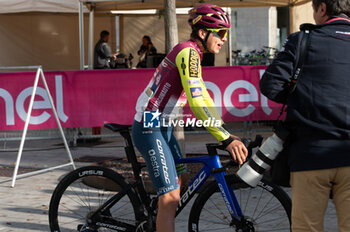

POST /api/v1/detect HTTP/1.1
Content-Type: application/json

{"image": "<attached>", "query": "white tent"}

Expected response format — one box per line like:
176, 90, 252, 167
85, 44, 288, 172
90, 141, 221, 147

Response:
0, 0, 312, 70
81, 0, 311, 10
0, 0, 87, 13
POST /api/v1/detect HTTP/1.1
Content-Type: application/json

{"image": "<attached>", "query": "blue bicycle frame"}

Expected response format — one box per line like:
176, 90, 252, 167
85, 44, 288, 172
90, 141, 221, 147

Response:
175, 154, 243, 221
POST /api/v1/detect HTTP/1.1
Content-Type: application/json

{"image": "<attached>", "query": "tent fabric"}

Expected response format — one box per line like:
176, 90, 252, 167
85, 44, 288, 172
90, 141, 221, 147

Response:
0, 0, 311, 14
83, 0, 311, 11
0, 0, 88, 13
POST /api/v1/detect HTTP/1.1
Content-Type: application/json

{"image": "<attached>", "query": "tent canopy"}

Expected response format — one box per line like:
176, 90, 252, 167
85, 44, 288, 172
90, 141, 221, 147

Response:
0, 0, 87, 13
0, 0, 311, 14
82, 0, 311, 12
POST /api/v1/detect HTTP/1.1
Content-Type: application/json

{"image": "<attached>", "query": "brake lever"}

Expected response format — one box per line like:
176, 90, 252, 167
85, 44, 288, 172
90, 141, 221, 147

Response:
216, 135, 264, 166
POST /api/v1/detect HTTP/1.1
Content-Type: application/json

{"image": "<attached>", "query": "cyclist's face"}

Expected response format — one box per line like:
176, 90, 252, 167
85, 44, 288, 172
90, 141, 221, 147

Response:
206, 31, 227, 54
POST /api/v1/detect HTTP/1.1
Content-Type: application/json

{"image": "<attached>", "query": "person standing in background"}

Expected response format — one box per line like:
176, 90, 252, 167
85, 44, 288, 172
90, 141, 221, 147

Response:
136, 35, 157, 68
94, 30, 117, 69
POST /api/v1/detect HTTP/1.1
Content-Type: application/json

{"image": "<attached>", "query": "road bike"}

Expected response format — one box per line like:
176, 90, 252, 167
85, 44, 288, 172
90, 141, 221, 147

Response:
49, 123, 292, 231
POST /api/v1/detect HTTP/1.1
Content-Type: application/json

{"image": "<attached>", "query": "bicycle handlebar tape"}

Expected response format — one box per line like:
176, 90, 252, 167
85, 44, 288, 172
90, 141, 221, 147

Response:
237, 132, 286, 187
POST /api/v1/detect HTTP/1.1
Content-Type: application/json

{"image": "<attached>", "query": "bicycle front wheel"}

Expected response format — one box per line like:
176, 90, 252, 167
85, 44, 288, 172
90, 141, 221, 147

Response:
188, 175, 291, 232
49, 166, 143, 232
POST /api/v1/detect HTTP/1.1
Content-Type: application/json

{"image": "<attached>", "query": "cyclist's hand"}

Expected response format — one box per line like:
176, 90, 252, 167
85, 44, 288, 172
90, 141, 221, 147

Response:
225, 137, 248, 165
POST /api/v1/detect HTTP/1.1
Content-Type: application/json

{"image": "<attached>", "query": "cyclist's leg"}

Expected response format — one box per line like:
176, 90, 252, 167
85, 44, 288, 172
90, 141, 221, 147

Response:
164, 126, 187, 188
290, 169, 330, 232
132, 121, 180, 232
332, 166, 350, 232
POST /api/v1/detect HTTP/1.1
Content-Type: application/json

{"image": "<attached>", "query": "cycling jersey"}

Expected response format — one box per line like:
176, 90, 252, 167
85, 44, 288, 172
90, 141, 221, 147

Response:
132, 39, 231, 196
134, 39, 230, 142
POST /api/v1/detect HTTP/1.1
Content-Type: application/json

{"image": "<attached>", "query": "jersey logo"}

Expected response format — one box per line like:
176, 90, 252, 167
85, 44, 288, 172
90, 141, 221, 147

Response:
190, 87, 202, 98
155, 72, 163, 85
189, 49, 199, 78
187, 79, 200, 86
181, 57, 186, 75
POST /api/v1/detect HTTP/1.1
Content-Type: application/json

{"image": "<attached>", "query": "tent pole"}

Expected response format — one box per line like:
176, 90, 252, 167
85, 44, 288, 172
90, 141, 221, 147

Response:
164, 0, 185, 155
227, 7, 232, 66
88, 6, 95, 70
164, 0, 178, 52
79, 1, 85, 70
289, 4, 295, 33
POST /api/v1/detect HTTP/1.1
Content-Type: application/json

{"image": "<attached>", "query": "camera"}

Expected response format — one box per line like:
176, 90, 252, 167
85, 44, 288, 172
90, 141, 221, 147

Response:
237, 122, 290, 187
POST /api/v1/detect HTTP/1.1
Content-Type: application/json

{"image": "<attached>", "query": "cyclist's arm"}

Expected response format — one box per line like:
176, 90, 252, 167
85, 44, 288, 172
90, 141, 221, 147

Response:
175, 47, 231, 143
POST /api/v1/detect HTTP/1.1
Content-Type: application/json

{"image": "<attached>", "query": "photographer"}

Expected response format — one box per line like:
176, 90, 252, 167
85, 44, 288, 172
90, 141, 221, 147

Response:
260, 1, 350, 231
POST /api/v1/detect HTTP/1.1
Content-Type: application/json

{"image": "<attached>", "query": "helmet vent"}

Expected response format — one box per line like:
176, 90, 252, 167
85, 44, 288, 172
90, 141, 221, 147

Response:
203, 19, 215, 23
211, 14, 221, 20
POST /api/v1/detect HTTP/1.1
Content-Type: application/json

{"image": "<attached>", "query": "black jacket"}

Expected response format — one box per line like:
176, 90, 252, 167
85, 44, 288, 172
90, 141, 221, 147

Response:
260, 18, 350, 172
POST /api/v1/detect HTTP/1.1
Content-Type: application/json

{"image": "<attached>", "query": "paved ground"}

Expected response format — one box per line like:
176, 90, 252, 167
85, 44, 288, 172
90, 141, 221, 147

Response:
0, 132, 339, 231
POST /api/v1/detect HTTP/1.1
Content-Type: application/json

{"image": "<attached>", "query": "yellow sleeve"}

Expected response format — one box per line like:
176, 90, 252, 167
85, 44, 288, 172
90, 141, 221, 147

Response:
175, 47, 230, 142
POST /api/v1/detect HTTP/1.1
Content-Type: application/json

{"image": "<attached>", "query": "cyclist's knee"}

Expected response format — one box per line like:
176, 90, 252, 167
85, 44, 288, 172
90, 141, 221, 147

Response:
158, 189, 180, 208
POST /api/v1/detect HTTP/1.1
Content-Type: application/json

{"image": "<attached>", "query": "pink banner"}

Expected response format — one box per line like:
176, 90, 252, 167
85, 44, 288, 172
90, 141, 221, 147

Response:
0, 66, 283, 131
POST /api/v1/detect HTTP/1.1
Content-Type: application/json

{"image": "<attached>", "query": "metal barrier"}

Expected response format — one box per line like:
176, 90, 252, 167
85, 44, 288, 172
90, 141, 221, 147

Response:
0, 65, 75, 187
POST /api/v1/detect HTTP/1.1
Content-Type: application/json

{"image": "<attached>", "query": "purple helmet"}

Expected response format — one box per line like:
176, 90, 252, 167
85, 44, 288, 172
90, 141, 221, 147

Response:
188, 4, 230, 29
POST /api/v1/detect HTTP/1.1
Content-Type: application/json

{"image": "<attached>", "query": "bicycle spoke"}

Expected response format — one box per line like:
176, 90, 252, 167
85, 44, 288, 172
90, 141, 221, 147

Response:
189, 177, 291, 232
197, 225, 233, 231
242, 187, 252, 213
254, 192, 275, 220
255, 202, 284, 221
67, 184, 91, 210
251, 187, 264, 219
50, 166, 140, 232
205, 195, 231, 224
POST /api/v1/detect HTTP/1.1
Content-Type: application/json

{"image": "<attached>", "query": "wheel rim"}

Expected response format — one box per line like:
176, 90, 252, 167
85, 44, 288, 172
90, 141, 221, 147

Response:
195, 185, 290, 231
53, 176, 137, 231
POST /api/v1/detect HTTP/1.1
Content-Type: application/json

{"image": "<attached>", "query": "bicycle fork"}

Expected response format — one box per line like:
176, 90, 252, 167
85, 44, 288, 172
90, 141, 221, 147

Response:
213, 172, 255, 232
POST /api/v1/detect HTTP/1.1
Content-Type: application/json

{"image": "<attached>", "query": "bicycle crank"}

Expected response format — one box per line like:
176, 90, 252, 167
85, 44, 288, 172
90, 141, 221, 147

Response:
77, 224, 96, 232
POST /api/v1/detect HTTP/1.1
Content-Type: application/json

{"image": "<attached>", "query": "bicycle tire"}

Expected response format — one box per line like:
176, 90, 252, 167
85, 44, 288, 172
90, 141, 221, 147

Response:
49, 166, 143, 232
188, 175, 291, 232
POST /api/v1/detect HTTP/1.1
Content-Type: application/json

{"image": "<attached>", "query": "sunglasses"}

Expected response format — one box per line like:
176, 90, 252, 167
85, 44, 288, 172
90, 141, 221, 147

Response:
206, 28, 229, 39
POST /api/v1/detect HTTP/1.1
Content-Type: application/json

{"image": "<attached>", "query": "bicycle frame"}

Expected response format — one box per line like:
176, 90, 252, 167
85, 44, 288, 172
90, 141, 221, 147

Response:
97, 125, 247, 230
88, 154, 244, 231
88, 156, 243, 230
175, 155, 243, 223
50, 125, 290, 232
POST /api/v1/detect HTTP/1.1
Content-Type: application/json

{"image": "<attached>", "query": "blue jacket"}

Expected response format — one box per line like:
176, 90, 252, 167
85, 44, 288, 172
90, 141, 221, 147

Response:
260, 17, 350, 172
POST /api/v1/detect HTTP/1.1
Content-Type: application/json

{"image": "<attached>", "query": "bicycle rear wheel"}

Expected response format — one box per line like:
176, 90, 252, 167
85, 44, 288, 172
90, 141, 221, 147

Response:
188, 175, 291, 232
49, 166, 143, 232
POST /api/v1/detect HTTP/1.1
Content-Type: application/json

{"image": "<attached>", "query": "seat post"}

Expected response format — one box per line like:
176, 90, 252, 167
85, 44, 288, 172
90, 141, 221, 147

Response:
119, 129, 143, 179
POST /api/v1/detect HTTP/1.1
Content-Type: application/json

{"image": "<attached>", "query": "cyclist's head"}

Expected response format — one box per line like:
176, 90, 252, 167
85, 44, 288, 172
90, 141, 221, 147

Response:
188, 4, 230, 53
188, 4, 230, 29
312, 0, 350, 22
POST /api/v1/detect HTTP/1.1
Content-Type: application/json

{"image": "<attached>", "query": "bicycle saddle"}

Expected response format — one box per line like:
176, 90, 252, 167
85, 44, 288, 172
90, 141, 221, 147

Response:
104, 123, 131, 132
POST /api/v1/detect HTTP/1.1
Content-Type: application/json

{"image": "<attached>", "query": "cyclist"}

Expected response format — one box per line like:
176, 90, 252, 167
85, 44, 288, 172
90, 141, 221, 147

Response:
131, 4, 248, 232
